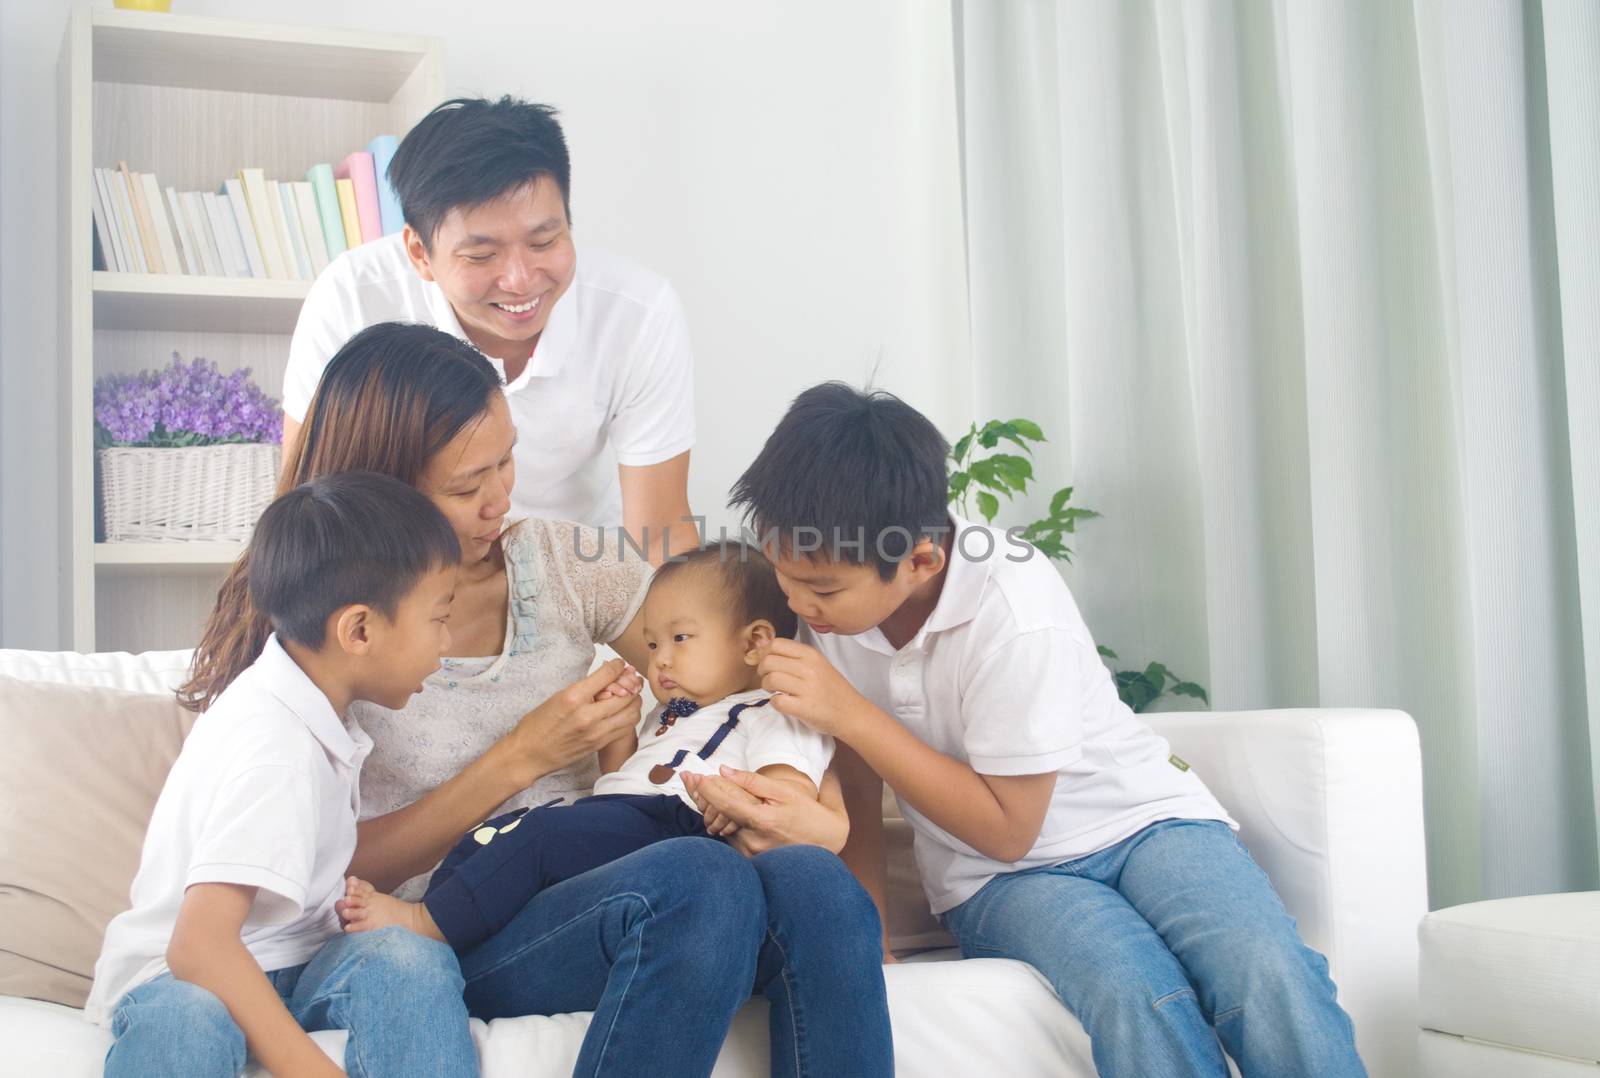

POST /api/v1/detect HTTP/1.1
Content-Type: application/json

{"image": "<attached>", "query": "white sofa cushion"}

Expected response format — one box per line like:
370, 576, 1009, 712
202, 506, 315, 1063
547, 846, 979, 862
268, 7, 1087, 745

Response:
0, 648, 193, 696
1419, 891, 1600, 1064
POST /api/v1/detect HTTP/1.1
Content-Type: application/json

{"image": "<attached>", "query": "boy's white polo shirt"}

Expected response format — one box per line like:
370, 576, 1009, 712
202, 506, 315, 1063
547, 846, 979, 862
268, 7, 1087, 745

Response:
804, 517, 1234, 915
285, 235, 696, 527
84, 636, 372, 1026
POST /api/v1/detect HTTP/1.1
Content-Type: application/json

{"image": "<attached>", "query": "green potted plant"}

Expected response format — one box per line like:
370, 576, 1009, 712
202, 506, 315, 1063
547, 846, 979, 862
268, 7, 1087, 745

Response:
947, 419, 1207, 713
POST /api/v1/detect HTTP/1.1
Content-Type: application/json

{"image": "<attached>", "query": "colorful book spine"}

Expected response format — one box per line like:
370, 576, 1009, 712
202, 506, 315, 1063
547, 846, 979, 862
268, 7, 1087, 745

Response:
292, 181, 331, 277
139, 173, 183, 275
237, 168, 286, 279
222, 179, 268, 279
334, 151, 381, 244
164, 187, 197, 276
202, 192, 246, 278
305, 163, 348, 260
367, 134, 403, 235
91, 170, 128, 273
273, 180, 311, 280
182, 191, 222, 277
120, 161, 164, 274
334, 178, 362, 250
110, 168, 149, 273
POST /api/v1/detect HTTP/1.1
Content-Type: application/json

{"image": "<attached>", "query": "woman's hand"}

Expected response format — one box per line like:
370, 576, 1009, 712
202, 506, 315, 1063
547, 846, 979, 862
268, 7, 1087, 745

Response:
496, 659, 643, 786
682, 766, 851, 855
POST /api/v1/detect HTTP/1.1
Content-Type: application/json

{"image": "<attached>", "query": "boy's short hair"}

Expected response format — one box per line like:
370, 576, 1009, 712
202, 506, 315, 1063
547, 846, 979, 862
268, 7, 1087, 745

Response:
652, 542, 799, 640
248, 472, 460, 648
728, 382, 950, 581
388, 96, 572, 247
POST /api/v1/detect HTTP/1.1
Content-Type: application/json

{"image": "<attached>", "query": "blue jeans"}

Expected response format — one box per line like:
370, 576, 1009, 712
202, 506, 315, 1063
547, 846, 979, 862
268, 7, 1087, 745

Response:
103, 926, 476, 1078
942, 819, 1365, 1078
458, 835, 892, 1078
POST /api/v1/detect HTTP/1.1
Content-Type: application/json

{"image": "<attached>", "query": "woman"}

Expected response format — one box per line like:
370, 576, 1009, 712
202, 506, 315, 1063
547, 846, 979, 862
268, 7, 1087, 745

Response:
181, 323, 892, 1077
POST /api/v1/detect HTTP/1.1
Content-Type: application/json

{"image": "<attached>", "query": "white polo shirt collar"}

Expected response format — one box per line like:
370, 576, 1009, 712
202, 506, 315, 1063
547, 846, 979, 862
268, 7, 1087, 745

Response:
254, 633, 368, 769
421, 273, 574, 394
856, 515, 991, 656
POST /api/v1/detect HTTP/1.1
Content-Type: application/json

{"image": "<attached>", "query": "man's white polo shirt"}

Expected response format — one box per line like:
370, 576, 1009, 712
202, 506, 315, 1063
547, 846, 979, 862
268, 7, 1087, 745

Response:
285, 234, 696, 526
803, 517, 1234, 914
84, 636, 373, 1026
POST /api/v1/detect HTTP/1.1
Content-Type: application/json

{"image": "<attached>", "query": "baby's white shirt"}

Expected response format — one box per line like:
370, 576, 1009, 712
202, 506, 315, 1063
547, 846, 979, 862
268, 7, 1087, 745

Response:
593, 688, 833, 808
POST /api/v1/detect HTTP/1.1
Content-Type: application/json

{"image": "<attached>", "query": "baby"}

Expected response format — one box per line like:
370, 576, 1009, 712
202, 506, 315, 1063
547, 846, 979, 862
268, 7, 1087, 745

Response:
339, 541, 834, 951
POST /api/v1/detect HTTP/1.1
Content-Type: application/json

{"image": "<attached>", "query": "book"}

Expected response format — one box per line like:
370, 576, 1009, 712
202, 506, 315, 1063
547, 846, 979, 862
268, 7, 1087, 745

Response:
367, 134, 403, 235
292, 181, 331, 277
222, 179, 268, 279
237, 168, 287, 279
91, 169, 128, 273
109, 167, 149, 273
164, 187, 197, 276
140, 173, 184, 275
305, 163, 348, 260
334, 151, 381, 244
273, 180, 311, 280
334, 177, 362, 250
182, 191, 222, 277
89, 195, 112, 272
202, 191, 246, 277
119, 161, 164, 274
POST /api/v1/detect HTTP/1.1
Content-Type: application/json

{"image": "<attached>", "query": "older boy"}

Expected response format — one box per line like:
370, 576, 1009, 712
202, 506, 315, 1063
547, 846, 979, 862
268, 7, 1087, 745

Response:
723, 382, 1366, 1078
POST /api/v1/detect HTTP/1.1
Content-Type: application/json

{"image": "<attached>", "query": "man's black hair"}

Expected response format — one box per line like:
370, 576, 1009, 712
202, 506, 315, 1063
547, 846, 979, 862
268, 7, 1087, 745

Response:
653, 541, 800, 640
389, 96, 572, 248
248, 471, 460, 648
728, 382, 950, 581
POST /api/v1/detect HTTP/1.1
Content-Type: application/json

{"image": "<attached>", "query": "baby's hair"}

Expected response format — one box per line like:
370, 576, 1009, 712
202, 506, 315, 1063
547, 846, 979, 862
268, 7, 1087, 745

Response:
248, 471, 460, 650
652, 541, 799, 640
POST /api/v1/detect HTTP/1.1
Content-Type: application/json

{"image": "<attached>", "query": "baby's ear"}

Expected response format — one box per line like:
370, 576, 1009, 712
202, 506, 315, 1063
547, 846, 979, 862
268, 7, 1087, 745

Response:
743, 620, 777, 664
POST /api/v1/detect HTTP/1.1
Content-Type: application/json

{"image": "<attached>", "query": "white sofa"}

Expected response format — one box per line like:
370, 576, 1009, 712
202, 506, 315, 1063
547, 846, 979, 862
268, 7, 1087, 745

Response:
0, 647, 1427, 1077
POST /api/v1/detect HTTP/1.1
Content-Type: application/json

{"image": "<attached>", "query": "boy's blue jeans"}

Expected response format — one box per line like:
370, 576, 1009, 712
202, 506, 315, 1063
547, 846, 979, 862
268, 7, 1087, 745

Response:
941, 818, 1366, 1078
103, 926, 476, 1078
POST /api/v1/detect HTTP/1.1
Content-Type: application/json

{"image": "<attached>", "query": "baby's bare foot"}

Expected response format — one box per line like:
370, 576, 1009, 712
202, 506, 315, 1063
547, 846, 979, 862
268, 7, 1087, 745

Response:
337, 876, 445, 943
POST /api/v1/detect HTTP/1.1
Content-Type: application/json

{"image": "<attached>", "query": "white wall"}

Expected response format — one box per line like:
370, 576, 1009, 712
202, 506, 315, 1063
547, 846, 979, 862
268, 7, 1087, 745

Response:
0, 0, 972, 648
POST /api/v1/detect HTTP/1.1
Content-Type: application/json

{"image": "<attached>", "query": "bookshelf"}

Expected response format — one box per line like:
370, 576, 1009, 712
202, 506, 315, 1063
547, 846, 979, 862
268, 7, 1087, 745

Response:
59, 5, 444, 651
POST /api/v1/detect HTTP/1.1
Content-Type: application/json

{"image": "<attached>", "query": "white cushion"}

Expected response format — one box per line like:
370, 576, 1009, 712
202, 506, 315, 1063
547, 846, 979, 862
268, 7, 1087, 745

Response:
1419, 892, 1600, 1063
0, 648, 192, 695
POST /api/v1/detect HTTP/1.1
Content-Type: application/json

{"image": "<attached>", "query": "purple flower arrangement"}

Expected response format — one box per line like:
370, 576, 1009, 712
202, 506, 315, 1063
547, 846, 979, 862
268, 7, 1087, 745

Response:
94, 353, 281, 448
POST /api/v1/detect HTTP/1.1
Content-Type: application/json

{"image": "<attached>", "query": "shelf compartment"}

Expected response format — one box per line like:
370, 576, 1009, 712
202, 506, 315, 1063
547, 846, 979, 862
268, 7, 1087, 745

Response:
95, 541, 244, 571
92, 9, 436, 102
92, 271, 311, 333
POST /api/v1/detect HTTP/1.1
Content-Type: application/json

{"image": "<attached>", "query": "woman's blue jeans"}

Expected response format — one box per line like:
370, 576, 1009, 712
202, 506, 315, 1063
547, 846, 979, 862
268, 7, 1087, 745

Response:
942, 819, 1366, 1078
104, 926, 476, 1078
458, 835, 893, 1078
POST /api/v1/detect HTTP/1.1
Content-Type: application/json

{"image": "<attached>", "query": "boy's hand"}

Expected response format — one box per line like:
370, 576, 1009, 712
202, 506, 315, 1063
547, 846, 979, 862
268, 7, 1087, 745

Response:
757, 639, 871, 738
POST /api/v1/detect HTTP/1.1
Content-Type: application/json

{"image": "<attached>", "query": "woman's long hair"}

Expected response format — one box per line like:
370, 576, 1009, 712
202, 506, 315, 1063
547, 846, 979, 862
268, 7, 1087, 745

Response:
178, 322, 502, 711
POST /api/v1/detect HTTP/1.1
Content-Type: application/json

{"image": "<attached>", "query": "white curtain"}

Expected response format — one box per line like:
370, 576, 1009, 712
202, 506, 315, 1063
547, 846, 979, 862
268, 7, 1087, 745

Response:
954, 0, 1598, 909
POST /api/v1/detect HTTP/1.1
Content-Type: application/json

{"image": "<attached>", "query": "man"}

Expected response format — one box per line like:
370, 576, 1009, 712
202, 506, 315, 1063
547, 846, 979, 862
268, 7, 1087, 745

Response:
284, 97, 696, 560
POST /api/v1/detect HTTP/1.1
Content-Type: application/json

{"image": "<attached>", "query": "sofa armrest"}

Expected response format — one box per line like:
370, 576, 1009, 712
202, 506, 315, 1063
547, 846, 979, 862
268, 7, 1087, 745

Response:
1150, 708, 1426, 1078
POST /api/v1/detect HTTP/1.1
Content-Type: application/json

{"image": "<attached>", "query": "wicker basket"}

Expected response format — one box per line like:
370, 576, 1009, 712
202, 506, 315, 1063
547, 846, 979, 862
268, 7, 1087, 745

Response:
98, 443, 279, 543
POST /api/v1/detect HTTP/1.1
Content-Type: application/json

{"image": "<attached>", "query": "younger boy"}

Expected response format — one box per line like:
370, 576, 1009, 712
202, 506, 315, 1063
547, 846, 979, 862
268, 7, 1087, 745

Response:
727, 383, 1366, 1078
86, 472, 477, 1078
337, 542, 834, 952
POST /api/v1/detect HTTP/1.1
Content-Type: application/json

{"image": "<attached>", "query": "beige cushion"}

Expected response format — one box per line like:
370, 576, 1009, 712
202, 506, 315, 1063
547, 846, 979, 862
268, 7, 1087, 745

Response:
0, 676, 195, 1006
